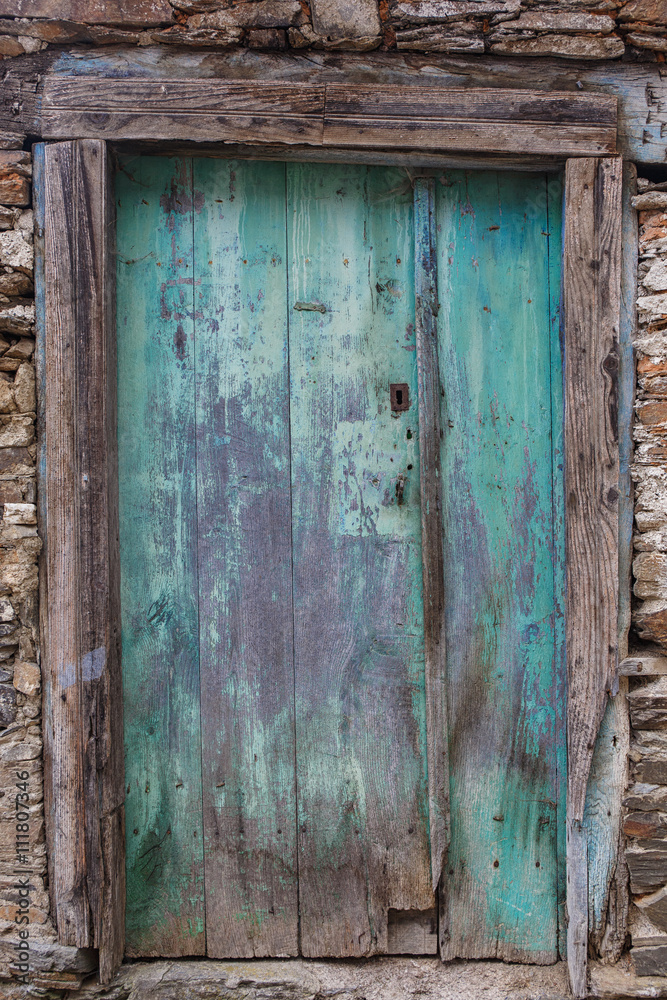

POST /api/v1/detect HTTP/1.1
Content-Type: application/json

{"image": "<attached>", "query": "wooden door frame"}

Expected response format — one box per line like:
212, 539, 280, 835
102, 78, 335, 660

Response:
33, 81, 624, 998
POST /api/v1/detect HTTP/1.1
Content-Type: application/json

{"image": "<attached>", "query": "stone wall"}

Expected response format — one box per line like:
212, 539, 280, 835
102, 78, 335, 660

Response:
0, 0, 662, 60
0, 147, 52, 977
0, 0, 664, 992
622, 189, 667, 977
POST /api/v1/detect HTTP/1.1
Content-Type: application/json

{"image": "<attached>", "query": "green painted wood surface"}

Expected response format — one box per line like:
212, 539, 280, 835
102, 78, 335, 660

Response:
287, 163, 433, 956
192, 159, 298, 957
437, 170, 564, 963
116, 156, 205, 956
116, 156, 564, 961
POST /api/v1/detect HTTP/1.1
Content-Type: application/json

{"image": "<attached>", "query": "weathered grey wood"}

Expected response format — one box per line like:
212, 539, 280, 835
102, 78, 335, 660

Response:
2, 48, 666, 163
583, 679, 629, 963
563, 157, 622, 820
387, 909, 437, 956
621, 656, 667, 676
618, 162, 637, 664
289, 163, 433, 957
38, 77, 615, 157
40, 139, 124, 982
193, 158, 298, 958
564, 155, 622, 999
567, 821, 588, 1000
413, 177, 449, 896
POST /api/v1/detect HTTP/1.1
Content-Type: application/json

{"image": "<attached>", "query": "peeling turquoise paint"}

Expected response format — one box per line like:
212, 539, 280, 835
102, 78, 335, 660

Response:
117, 157, 564, 961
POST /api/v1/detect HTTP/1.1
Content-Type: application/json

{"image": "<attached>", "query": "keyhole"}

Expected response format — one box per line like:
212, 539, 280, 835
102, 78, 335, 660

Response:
390, 383, 409, 412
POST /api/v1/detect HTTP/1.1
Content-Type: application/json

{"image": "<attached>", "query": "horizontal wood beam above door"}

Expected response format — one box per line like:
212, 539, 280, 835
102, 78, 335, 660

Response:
39, 77, 616, 157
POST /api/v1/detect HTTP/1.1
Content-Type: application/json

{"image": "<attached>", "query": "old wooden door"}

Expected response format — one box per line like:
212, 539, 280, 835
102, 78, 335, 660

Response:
116, 156, 563, 963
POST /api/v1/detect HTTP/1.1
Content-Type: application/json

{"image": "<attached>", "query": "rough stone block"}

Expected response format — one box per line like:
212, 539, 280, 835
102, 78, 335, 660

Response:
0, 306, 34, 338
508, 11, 615, 32
311, 0, 380, 39
0, 273, 32, 298
4, 335, 34, 359
638, 293, 667, 323
636, 885, 667, 933
0, 232, 32, 276
150, 25, 243, 45
0, 175, 29, 207
0, 36, 26, 58
247, 28, 287, 48
0, 415, 33, 448
390, 0, 520, 22
490, 34, 625, 58
0, 681, 16, 726
634, 193, 667, 211
627, 843, 667, 892
396, 24, 484, 50
0, 0, 174, 26
4, 503, 36, 525
624, 811, 667, 839
644, 260, 667, 294
13, 362, 35, 414
634, 944, 667, 976
618, 0, 667, 24
624, 783, 667, 811
627, 31, 667, 51
190, 2, 304, 29
13, 660, 39, 696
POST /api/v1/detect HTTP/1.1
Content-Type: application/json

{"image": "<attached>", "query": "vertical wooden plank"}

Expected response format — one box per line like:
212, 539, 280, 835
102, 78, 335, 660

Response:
580, 159, 636, 967
41, 140, 124, 980
547, 173, 568, 962
193, 158, 298, 958
289, 162, 433, 957
413, 177, 449, 893
437, 170, 562, 964
618, 161, 638, 666
563, 156, 622, 998
116, 155, 205, 957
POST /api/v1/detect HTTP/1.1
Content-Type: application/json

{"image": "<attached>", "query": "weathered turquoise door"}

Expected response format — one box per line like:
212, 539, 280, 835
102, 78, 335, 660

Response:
116, 157, 563, 962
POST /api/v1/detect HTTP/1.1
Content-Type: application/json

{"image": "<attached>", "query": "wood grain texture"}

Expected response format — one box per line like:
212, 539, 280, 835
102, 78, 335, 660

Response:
563, 157, 621, 824
413, 177, 449, 895
193, 158, 298, 958
620, 656, 667, 676
40, 140, 124, 981
563, 155, 622, 999
288, 162, 433, 957
583, 680, 629, 963
437, 170, 563, 964
38, 77, 615, 157
116, 155, 205, 957
4, 48, 666, 163
618, 162, 637, 665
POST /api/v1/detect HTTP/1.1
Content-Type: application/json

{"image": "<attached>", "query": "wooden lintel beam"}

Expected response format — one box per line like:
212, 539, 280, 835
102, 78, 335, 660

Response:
37, 77, 616, 158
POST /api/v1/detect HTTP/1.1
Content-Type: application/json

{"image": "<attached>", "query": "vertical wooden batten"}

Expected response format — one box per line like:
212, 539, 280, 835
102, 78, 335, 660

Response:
38, 140, 124, 982
563, 156, 622, 998
413, 177, 450, 896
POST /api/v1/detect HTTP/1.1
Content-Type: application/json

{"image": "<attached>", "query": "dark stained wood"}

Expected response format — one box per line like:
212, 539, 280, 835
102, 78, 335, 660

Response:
193, 158, 298, 958
413, 177, 449, 895
326, 85, 617, 126
39, 139, 124, 982
563, 156, 622, 998
38, 77, 615, 157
